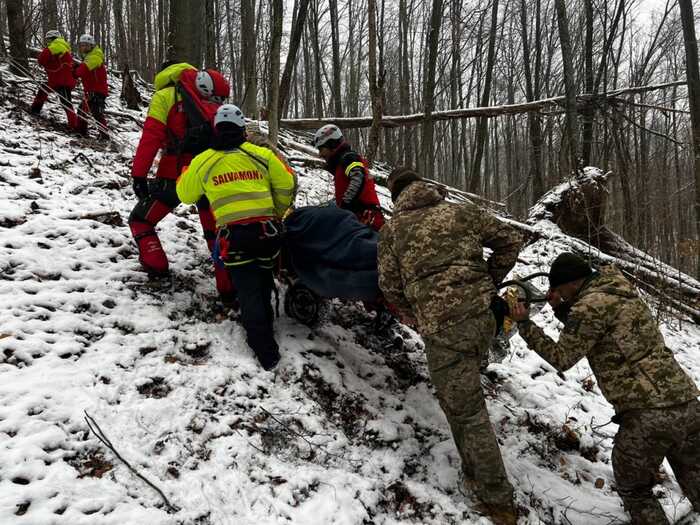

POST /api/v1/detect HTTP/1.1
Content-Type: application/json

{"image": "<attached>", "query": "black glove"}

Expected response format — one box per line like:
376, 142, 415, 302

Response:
132, 178, 150, 200
552, 302, 572, 324
490, 295, 509, 335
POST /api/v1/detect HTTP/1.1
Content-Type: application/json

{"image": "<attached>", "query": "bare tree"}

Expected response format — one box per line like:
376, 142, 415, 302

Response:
205, 0, 216, 68
420, 0, 443, 175
366, 0, 383, 164
469, 0, 499, 193
279, 0, 310, 116
328, 0, 343, 117
581, 0, 594, 166
167, 0, 202, 66
42, 0, 59, 34
555, 0, 580, 170
6, 0, 28, 75
241, 0, 258, 116
520, 0, 545, 198
679, 0, 700, 276
268, 0, 283, 143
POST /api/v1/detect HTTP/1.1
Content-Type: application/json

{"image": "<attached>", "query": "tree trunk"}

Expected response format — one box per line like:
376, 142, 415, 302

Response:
420, 0, 443, 175
268, 0, 283, 144
279, 0, 310, 117
122, 67, 143, 109
581, 0, 594, 166
310, 0, 325, 118
169, 1, 203, 67
328, 0, 343, 116
204, 0, 216, 68
42, 0, 59, 35
555, 0, 580, 171
469, 0, 499, 193
449, 0, 463, 186
0, 1, 7, 57
93, 0, 103, 57
113, 0, 129, 70
398, 0, 413, 166
6, 0, 28, 76
520, 0, 544, 199
679, 0, 700, 277
168, 0, 191, 64
77, 0, 89, 37
366, 0, 383, 165
241, 0, 258, 116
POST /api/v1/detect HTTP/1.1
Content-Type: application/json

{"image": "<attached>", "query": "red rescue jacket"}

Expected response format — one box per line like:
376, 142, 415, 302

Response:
131, 65, 222, 180
74, 46, 108, 97
325, 142, 381, 211
37, 38, 76, 90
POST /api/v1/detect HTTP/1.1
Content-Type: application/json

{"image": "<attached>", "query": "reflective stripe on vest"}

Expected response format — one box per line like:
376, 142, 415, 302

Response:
210, 190, 273, 210
216, 207, 277, 227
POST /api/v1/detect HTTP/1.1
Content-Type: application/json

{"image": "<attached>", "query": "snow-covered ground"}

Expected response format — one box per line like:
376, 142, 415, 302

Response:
1, 65, 699, 525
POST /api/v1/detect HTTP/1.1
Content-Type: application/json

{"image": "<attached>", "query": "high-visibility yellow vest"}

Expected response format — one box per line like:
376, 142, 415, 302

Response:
177, 142, 295, 227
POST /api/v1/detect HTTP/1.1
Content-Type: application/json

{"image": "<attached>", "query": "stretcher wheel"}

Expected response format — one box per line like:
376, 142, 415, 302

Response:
284, 282, 326, 326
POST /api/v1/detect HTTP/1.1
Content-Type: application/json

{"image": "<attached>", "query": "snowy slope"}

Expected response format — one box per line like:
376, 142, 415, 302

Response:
1, 65, 699, 525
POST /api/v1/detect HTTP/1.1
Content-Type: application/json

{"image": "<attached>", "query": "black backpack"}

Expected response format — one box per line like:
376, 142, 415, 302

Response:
175, 84, 215, 155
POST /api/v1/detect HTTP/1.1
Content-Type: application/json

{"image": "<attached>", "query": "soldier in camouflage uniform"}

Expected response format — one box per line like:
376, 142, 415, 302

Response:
378, 168, 524, 525
512, 253, 700, 525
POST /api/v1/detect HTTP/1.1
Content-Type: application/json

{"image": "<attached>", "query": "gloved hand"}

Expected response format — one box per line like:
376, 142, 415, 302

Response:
132, 178, 150, 200
490, 295, 509, 334
552, 303, 572, 323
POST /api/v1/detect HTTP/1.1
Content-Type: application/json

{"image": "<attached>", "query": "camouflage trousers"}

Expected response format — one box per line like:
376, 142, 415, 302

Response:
424, 315, 514, 508
612, 398, 700, 524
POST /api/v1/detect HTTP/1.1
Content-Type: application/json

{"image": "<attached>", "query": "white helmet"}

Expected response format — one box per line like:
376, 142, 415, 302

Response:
45, 30, 61, 41
79, 34, 96, 46
195, 71, 215, 99
312, 124, 343, 149
215, 104, 246, 128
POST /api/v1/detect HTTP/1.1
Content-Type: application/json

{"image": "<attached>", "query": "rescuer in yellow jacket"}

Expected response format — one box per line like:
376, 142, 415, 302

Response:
177, 104, 295, 370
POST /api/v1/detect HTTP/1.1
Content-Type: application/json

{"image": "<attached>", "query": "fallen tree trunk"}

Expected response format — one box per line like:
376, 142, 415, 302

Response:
523, 168, 700, 321
280, 81, 687, 130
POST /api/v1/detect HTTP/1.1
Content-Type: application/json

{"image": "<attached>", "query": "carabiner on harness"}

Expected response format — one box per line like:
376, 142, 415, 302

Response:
261, 220, 280, 238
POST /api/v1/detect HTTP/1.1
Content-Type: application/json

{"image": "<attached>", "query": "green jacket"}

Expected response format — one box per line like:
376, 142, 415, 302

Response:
378, 181, 523, 335
519, 265, 699, 413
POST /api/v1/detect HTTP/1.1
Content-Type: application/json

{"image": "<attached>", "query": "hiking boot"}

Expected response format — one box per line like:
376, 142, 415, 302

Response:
219, 291, 240, 312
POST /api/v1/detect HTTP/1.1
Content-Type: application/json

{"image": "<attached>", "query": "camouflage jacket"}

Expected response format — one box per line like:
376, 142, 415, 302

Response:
519, 265, 699, 413
378, 181, 523, 335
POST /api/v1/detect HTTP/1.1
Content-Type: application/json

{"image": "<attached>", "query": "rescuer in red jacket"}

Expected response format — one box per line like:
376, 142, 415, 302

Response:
311, 124, 385, 231
73, 34, 108, 138
129, 62, 235, 305
31, 30, 78, 130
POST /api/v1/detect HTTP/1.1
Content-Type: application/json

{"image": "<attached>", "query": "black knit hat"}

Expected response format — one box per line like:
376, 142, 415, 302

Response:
548, 253, 593, 288
388, 167, 422, 202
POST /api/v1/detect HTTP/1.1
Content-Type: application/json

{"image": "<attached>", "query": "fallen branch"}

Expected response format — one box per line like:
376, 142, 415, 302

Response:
280, 81, 687, 130
105, 110, 144, 128
618, 99, 690, 114
84, 411, 179, 513
73, 152, 94, 168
